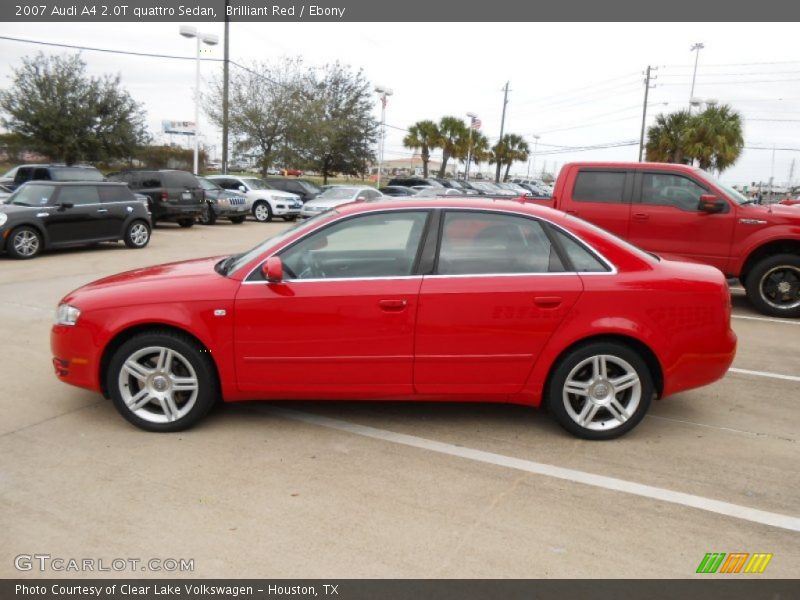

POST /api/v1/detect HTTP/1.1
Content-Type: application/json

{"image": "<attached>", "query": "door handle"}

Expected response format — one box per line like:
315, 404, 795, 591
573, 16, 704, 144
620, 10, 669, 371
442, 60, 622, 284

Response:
97, 208, 108, 213
632, 213, 649, 221
378, 299, 408, 311
534, 296, 563, 309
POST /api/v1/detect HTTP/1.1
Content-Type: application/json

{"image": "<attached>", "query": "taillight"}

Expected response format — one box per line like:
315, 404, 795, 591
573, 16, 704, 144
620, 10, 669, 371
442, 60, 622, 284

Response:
161, 192, 168, 201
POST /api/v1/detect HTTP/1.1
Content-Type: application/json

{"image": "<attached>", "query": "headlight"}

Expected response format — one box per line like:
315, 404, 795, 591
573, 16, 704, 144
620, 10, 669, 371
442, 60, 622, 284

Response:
55, 304, 81, 326
0, 213, 7, 227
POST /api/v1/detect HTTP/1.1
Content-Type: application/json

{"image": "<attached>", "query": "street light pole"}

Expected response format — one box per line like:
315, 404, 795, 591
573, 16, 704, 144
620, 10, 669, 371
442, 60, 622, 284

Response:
465, 112, 477, 180
689, 42, 705, 112
528, 134, 540, 179
374, 86, 393, 189
180, 26, 218, 176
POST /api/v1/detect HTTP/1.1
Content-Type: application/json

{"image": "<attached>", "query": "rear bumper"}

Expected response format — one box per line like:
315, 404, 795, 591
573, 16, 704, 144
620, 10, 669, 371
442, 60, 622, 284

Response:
662, 327, 737, 398
157, 204, 202, 219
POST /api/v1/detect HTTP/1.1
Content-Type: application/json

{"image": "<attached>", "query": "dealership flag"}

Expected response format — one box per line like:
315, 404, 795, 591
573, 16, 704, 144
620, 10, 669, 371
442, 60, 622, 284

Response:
470, 116, 482, 130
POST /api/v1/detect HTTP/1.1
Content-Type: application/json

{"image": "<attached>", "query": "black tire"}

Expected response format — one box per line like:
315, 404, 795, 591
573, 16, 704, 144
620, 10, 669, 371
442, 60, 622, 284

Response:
546, 341, 653, 440
229, 216, 246, 224
106, 330, 219, 432
744, 254, 800, 318
198, 202, 217, 225
252, 201, 273, 223
123, 220, 150, 249
6, 226, 43, 259
177, 218, 195, 228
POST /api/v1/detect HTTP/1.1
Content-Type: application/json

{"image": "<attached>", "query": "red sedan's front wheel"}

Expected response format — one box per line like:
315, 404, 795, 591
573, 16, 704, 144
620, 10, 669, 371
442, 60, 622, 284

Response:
107, 330, 219, 432
547, 341, 654, 440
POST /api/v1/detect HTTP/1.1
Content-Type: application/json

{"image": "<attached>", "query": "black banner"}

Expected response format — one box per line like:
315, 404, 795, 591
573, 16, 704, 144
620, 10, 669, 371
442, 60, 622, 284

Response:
2, 0, 800, 22
4, 580, 800, 600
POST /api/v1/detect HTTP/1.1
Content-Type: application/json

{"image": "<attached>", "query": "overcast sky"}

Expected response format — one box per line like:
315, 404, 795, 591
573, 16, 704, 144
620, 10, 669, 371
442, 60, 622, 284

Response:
1, 21, 799, 186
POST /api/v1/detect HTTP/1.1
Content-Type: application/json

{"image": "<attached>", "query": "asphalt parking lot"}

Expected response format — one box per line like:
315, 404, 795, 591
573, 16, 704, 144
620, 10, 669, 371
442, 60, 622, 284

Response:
0, 219, 798, 578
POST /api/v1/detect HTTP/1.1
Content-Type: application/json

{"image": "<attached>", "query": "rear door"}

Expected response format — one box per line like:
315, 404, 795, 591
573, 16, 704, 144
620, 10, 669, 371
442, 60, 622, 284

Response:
627, 170, 736, 269
414, 210, 584, 395
97, 185, 136, 237
561, 168, 633, 239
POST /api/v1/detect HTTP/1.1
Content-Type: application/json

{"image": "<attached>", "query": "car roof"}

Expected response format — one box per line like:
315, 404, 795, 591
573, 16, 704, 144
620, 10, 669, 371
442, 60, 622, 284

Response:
564, 161, 701, 173
23, 181, 126, 187
15, 164, 99, 169
335, 196, 562, 218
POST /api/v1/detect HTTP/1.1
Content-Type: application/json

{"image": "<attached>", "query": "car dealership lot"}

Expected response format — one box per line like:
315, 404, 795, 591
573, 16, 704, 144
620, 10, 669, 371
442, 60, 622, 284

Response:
0, 220, 798, 578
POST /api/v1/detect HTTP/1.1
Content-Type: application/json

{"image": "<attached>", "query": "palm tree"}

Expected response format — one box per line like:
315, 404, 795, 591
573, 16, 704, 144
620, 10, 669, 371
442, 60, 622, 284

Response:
684, 104, 744, 172
466, 132, 490, 175
645, 110, 692, 164
402, 120, 440, 177
491, 134, 530, 182
437, 116, 470, 178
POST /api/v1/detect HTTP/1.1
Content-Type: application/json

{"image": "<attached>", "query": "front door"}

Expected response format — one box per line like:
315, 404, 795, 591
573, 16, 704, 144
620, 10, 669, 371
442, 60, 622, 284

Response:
45, 185, 106, 245
234, 210, 431, 396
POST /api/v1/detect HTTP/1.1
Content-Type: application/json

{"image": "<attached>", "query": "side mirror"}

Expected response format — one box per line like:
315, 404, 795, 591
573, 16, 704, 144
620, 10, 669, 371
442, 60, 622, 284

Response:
699, 194, 725, 213
58, 202, 74, 210
262, 256, 283, 283
238, 185, 247, 192
356, 196, 368, 202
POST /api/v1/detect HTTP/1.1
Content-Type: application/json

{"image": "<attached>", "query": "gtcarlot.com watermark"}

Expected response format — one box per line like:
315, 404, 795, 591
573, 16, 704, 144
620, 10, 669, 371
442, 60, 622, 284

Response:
14, 554, 194, 573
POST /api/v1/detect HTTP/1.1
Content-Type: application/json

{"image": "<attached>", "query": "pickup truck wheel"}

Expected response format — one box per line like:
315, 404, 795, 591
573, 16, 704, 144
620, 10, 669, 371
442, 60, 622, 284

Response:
546, 341, 653, 440
107, 331, 219, 432
177, 218, 195, 228
253, 201, 273, 223
746, 254, 800, 317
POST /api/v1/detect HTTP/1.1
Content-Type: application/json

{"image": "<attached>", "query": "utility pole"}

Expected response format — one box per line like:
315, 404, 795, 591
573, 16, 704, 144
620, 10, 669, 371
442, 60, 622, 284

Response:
495, 81, 509, 183
221, 0, 230, 174
638, 66, 657, 162
689, 42, 705, 111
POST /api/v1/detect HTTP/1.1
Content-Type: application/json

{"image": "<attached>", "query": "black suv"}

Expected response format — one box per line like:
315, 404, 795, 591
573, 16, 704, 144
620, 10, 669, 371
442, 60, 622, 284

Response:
262, 178, 322, 203
107, 170, 203, 227
0, 182, 151, 259
1, 164, 105, 191
387, 177, 444, 188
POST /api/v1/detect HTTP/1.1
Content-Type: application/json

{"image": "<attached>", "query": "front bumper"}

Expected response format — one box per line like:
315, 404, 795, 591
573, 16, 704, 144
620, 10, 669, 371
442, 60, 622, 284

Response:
273, 205, 302, 217
51, 323, 102, 392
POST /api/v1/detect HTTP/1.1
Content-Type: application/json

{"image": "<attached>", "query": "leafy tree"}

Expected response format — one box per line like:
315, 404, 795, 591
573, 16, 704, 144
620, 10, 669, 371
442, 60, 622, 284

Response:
491, 134, 530, 182
645, 105, 743, 172
437, 116, 469, 178
645, 110, 692, 164
684, 104, 744, 171
0, 53, 149, 165
295, 62, 378, 184
205, 58, 309, 177
403, 120, 440, 178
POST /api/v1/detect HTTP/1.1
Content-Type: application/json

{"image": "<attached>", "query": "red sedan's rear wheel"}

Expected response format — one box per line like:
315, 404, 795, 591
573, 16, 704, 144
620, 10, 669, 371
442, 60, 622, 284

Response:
547, 341, 653, 440
107, 330, 219, 432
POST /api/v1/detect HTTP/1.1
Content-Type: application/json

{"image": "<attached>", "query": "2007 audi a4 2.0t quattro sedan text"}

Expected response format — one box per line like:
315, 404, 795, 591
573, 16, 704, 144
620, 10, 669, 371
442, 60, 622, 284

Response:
51, 198, 737, 439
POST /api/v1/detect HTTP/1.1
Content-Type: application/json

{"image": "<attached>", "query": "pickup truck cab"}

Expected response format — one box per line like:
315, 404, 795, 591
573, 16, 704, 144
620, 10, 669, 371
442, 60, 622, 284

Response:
545, 162, 800, 317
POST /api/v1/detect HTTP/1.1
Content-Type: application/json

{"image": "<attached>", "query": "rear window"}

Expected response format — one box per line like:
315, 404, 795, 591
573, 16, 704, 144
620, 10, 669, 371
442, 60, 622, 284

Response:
573, 171, 626, 203
49, 167, 104, 182
162, 171, 200, 188
98, 185, 135, 203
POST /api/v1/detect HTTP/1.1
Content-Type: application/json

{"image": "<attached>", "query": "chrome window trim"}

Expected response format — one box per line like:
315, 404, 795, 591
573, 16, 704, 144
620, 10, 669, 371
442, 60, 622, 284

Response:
240, 205, 618, 284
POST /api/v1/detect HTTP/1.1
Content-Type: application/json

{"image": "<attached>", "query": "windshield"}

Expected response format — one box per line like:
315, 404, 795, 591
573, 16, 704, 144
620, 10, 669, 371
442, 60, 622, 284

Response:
217, 212, 332, 276
50, 167, 104, 182
198, 178, 220, 191
7, 184, 56, 206
700, 171, 750, 205
318, 187, 358, 200
241, 178, 272, 190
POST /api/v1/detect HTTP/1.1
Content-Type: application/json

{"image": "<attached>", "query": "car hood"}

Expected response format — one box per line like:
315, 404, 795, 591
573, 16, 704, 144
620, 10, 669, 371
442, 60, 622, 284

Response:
61, 256, 237, 310
739, 203, 800, 222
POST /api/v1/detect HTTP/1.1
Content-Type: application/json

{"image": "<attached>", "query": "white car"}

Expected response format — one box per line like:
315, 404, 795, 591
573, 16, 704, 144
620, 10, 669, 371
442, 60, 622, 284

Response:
207, 175, 303, 222
300, 186, 384, 218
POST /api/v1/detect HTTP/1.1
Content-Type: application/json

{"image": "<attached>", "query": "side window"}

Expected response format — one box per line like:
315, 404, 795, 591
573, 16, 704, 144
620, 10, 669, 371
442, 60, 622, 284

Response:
98, 186, 134, 203
278, 211, 429, 280
216, 179, 238, 190
364, 189, 382, 200
641, 173, 707, 211
139, 173, 162, 188
56, 186, 101, 206
573, 170, 627, 203
33, 168, 51, 181
437, 211, 564, 275
15, 168, 33, 184
549, 228, 610, 273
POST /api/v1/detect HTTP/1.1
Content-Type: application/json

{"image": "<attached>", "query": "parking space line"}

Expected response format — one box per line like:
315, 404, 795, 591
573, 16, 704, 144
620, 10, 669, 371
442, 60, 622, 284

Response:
270, 407, 800, 533
732, 314, 800, 326
728, 367, 800, 383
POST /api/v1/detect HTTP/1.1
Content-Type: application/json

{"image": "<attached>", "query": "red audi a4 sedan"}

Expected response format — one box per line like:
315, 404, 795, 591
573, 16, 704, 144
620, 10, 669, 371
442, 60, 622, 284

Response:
51, 198, 737, 439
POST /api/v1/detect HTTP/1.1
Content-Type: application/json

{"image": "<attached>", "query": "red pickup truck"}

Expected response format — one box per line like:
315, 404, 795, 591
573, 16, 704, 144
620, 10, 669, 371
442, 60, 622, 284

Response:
538, 162, 800, 317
